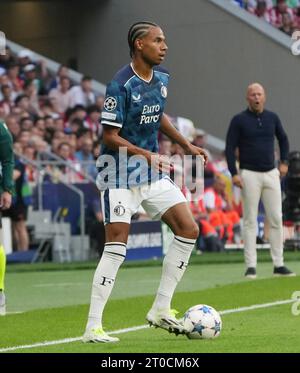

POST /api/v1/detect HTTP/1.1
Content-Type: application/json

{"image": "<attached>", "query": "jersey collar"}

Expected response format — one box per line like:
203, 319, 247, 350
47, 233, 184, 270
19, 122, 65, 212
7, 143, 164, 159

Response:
130, 63, 153, 83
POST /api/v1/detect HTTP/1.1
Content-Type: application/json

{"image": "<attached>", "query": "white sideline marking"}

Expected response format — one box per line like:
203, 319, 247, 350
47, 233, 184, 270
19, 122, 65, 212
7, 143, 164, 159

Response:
0, 325, 148, 352
219, 299, 294, 315
0, 299, 294, 352
33, 282, 89, 287
6, 311, 23, 315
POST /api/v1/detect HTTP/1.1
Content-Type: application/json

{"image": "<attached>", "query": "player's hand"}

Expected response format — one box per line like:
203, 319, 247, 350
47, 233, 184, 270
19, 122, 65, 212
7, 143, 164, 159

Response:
232, 175, 243, 189
184, 144, 208, 166
279, 162, 288, 178
0, 191, 12, 210
152, 154, 173, 173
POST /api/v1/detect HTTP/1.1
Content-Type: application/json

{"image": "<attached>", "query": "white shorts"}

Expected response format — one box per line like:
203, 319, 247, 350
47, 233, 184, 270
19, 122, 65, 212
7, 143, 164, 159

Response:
100, 177, 187, 225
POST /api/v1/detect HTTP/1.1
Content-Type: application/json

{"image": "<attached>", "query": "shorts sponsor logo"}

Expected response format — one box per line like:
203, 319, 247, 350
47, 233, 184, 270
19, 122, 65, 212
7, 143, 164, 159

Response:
104, 96, 117, 111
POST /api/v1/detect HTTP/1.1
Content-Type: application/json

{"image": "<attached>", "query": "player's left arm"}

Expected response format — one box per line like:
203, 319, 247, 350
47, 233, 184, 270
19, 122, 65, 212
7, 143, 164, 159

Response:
275, 114, 289, 178
160, 113, 208, 165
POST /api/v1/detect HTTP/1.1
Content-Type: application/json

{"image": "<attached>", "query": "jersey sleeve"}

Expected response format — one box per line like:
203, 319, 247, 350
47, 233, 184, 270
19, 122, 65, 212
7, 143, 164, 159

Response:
101, 80, 127, 128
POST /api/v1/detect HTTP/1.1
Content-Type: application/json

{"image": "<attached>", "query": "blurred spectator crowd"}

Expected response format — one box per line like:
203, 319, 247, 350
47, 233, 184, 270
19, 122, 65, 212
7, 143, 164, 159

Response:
0, 46, 104, 186
231, 0, 300, 36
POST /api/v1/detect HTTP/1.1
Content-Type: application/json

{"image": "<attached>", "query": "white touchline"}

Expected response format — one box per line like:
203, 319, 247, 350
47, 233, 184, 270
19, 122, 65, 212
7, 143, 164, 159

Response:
0, 325, 147, 352
33, 282, 89, 287
6, 311, 23, 315
219, 299, 294, 315
0, 298, 295, 352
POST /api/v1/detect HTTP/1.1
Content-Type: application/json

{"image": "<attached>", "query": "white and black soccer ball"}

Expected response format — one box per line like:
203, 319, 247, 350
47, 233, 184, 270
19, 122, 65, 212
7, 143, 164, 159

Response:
183, 304, 222, 339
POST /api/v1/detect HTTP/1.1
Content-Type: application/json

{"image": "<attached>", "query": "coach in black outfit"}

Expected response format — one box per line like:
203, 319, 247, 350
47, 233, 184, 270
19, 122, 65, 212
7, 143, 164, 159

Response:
225, 83, 295, 278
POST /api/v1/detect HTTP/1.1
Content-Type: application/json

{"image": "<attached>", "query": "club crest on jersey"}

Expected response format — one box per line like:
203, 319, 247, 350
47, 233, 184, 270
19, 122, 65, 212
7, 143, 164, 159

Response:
104, 96, 117, 111
114, 204, 126, 216
161, 85, 167, 98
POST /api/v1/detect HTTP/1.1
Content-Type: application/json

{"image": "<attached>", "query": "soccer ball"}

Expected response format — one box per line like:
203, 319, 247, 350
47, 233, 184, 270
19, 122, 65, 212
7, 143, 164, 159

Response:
183, 304, 222, 339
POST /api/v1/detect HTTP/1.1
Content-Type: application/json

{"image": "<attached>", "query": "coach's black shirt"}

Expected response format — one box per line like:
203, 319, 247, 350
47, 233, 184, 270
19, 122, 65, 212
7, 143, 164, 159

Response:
225, 108, 289, 177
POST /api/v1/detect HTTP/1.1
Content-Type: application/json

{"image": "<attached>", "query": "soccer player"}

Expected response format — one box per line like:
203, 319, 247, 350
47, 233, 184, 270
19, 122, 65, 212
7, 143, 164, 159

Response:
0, 120, 14, 316
83, 21, 207, 343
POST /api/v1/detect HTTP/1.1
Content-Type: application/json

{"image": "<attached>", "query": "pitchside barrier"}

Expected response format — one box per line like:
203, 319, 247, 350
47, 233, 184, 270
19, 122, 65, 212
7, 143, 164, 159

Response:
127, 221, 163, 260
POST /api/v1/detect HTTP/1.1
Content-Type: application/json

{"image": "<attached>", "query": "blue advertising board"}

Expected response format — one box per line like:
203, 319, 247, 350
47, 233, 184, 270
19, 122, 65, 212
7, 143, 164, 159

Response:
35, 182, 163, 261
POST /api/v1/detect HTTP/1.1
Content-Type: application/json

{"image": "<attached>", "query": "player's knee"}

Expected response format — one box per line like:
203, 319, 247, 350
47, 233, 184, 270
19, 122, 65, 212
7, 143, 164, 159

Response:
180, 223, 199, 240
173, 223, 199, 240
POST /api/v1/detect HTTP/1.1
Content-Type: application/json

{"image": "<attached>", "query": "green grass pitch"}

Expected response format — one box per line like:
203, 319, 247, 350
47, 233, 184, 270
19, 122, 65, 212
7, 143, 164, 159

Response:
1, 252, 300, 353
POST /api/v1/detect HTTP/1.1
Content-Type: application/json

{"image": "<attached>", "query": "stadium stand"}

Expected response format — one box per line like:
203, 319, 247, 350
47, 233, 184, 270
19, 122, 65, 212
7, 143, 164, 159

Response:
230, 0, 300, 35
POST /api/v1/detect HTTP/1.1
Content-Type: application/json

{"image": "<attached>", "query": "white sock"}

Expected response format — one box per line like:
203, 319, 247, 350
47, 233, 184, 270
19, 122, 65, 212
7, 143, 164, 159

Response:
151, 235, 196, 311
86, 242, 126, 330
